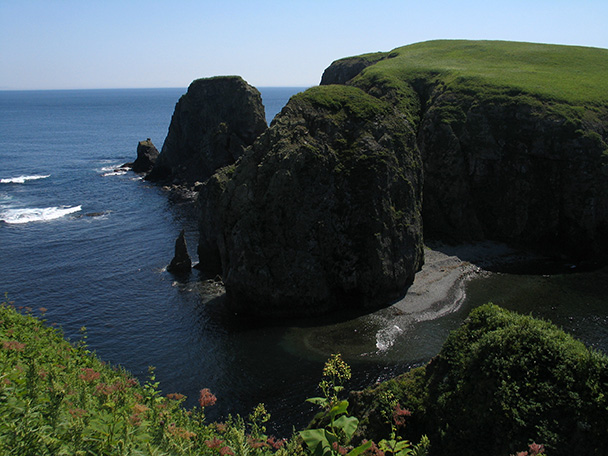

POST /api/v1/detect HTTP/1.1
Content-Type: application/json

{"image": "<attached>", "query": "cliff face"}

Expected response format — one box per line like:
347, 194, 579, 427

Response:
418, 87, 608, 258
192, 40, 608, 317
319, 52, 389, 85
146, 76, 267, 184
326, 40, 608, 261
198, 85, 423, 316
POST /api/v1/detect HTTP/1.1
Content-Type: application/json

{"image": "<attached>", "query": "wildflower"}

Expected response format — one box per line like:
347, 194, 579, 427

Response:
392, 403, 412, 428
215, 422, 227, 433
368, 440, 385, 456
38, 369, 48, 379
219, 446, 234, 456
331, 441, 348, 455
247, 436, 268, 449
205, 438, 224, 449
199, 388, 217, 408
167, 423, 196, 440
528, 443, 545, 455
68, 408, 87, 419
129, 403, 149, 426
39, 307, 48, 314
167, 392, 186, 401
2, 340, 26, 351
79, 367, 100, 382
266, 436, 286, 449
96, 383, 113, 396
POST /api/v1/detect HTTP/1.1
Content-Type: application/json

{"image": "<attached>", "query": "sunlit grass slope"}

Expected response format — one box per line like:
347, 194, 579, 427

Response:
361, 40, 608, 104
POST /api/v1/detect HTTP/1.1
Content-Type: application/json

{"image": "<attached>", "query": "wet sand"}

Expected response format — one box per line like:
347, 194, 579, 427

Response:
392, 240, 540, 315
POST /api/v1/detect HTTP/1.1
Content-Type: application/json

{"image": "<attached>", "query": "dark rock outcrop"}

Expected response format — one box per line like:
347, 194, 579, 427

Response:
167, 230, 192, 274
418, 88, 608, 259
320, 42, 608, 262
146, 76, 267, 184
129, 139, 159, 173
198, 85, 424, 317
191, 41, 608, 317
320, 53, 388, 85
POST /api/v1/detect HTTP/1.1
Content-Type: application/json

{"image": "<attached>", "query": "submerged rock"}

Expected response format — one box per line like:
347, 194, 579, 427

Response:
146, 76, 267, 185
167, 230, 192, 274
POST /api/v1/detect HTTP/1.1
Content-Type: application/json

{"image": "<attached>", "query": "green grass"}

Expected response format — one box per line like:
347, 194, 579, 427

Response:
291, 85, 392, 121
0, 300, 303, 455
357, 40, 608, 104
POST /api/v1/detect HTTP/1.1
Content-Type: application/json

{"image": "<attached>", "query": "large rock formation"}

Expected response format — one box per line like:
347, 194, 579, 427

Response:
198, 85, 423, 316
418, 88, 608, 259
193, 40, 608, 317
130, 139, 159, 173
326, 40, 608, 261
146, 76, 267, 184
319, 52, 388, 85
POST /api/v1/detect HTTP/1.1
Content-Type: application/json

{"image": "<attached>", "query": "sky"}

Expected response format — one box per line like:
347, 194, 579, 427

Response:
1, 0, 607, 90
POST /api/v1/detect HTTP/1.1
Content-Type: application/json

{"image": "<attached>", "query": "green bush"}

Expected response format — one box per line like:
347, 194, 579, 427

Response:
351, 304, 608, 456
422, 304, 608, 455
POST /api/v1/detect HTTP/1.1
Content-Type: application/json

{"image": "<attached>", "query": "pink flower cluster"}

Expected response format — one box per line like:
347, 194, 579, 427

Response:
514, 443, 545, 456
199, 388, 217, 408
79, 367, 101, 382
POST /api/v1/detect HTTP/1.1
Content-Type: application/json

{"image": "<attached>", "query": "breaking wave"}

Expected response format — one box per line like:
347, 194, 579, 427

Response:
375, 325, 404, 352
0, 205, 82, 224
0, 174, 51, 184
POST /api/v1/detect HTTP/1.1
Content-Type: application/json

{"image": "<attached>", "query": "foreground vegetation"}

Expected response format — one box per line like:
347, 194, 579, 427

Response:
2, 296, 606, 455
0, 298, 428, 455
350, 304, 608, 456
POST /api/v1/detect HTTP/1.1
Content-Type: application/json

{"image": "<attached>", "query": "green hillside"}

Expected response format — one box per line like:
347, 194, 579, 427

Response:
357, 40, 608, 104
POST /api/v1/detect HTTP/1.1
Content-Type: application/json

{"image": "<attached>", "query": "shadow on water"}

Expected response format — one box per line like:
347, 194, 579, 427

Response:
162, 206, 608, 435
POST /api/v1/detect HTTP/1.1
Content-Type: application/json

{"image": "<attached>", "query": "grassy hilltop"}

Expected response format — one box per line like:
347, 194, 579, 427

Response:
342, 40, 608, 104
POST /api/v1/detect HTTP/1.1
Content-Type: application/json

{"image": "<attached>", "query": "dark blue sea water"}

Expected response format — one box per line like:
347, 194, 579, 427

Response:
1, 88, 607, 434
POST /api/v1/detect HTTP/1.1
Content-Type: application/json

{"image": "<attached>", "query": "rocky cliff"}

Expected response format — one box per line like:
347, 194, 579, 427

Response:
198, 85, 423, 316
129, 138, 159, 173
194, 40, 608, 317
146, 76, 267, 184
324, 40, 608, 261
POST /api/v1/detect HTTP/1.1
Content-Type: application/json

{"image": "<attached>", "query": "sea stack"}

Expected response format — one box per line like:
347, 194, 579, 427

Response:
146, 76, 267, 184
167, 230, 192, 274
131, 139, 159, 173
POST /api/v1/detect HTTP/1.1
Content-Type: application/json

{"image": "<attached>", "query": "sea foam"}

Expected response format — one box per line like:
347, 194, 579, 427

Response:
0, 205, 82, 224
0, 174, 51, 184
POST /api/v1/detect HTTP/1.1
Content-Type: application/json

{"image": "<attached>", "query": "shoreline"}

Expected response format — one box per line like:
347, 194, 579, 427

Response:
391, 240, 543, 315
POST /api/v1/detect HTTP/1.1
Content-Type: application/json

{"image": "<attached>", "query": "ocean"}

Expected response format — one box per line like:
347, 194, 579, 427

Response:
1, 87, 606, 434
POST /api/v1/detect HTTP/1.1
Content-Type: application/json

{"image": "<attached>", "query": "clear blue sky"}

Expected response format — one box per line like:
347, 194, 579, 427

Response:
1, 0, 607, 90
